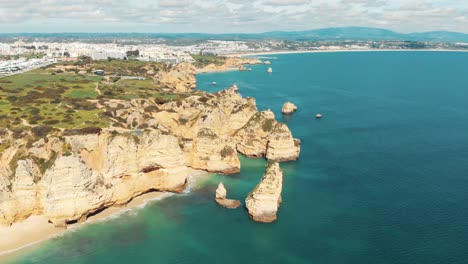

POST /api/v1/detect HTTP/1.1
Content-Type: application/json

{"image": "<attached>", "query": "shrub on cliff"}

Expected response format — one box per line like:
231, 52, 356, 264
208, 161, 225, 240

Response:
63, 127, 102, 136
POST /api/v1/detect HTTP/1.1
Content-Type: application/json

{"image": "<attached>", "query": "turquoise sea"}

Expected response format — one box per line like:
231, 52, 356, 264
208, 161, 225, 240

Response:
6, 51, 468, 264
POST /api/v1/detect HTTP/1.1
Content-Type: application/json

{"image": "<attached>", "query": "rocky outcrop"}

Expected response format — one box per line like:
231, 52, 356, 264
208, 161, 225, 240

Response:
215, 182, 241, 209
158, 62, 197, 92
281, 102, 297, 115
0, 77, 300, 227
235, 110, 300, 161
0, 130, 189, 226
189, 128, 240, 174
199, 57, 261, 73
245, 162, 283, 223
266, 124, 301, 162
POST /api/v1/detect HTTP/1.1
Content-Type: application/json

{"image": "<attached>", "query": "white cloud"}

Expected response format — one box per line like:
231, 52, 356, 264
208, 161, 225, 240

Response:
0, 0, 466, 33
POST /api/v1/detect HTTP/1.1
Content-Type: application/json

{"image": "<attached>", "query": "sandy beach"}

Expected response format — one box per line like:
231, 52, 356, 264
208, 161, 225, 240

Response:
0, 169, 209, 262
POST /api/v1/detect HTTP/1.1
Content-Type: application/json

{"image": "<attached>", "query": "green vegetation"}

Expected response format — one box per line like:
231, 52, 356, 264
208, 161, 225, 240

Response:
262, 119, 275, 132
191, 54, 226, 68
0, 60, 193, 130
220, 146, 235, 158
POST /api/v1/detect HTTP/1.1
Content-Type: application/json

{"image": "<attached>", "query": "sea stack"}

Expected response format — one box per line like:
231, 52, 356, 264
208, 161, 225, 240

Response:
282, 102, 298, 115
215, 182, 241, 209
267, 67, 273, 73
245, 162, 283, 223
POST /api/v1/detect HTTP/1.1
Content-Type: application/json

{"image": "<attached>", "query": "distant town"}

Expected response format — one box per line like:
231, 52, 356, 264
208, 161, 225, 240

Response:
1, 37, 467, 77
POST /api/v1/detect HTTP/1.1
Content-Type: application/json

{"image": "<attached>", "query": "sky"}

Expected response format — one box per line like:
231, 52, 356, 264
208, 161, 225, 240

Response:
0, 0, 467, 33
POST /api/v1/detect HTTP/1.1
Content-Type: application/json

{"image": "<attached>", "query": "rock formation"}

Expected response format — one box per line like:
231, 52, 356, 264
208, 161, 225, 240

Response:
235, 110, 300, 161
158, 62, 197, 92
189, 128, 240, 174
0, 62, 300, 227
199, 57, 261, 73
245, 162, 283, 223
215, 182, 241, 209
282, 102, 297, 115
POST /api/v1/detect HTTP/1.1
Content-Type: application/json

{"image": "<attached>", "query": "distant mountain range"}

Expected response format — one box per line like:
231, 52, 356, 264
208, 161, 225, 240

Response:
1, 27, 468, 43
260, 27, 468, 42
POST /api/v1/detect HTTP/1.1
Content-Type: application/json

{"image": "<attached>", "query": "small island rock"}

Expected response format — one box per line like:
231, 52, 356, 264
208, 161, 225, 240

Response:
215, 182, 241, 209
216, 182, 227, 200
245, 162, 283, 223
281, 102, 298, 115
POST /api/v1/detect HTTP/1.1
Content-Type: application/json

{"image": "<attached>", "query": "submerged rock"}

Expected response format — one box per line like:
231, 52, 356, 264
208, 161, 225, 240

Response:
215, 182, 241, 209
282, 102, 297, 115
245, 162, 283, 223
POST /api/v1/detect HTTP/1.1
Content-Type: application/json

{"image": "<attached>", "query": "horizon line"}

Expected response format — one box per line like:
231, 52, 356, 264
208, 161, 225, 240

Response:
0, 26, 467, 36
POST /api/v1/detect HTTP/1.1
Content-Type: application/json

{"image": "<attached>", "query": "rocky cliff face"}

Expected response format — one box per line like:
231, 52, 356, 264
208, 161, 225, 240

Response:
0, 68, 300, 227
189, 128, 240, 174
245, 162, 283, 223
158, 62, 197, 92
235, 110, 301, 161
198, 57, 262, 73
0, 130, 189, 226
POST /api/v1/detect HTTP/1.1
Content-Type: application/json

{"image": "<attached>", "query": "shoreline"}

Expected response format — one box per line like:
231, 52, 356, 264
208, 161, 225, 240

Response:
196, 67, 239, 74
225, 49, 468, 57
0, 169, 209, 262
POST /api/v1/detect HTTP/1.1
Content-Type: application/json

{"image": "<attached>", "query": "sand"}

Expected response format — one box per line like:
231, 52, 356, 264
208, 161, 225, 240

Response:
0, 169, 209, 262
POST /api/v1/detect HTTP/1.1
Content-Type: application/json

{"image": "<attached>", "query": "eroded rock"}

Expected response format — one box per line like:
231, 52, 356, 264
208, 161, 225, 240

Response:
245, 162, 283, 223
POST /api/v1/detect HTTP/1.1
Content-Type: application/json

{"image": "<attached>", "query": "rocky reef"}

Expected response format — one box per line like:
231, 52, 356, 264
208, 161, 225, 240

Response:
245, 162, 283, 223
0, 82, 300, 226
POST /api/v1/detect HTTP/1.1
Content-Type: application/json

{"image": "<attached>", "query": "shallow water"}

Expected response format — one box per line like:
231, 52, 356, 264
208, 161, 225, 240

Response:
8, 51, 468, 264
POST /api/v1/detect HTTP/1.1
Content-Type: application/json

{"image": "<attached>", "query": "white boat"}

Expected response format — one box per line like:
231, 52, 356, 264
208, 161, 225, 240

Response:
212, 82, 217, 85
267, 67, 273, 73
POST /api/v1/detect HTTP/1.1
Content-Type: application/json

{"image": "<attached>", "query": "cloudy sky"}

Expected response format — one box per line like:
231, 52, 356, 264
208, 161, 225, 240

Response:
0, 0, 467, 33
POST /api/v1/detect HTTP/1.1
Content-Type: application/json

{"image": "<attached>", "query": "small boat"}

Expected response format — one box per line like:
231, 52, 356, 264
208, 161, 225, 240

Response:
267, 67, 273, 73
315, 114, 323, 119
212, 82, 217, 86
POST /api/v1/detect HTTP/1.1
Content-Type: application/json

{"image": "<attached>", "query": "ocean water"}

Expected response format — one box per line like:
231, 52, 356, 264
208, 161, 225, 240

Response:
7, 51, 468, 264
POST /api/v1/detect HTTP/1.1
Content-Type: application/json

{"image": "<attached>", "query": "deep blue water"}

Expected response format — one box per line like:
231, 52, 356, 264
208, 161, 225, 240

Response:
7, 51, 468, 264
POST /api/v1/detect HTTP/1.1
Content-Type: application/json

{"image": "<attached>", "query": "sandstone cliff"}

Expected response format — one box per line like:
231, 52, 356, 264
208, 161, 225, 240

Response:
0, 62, 300, 227
158, 62, 197, 92
245, 162, 283, 223
189, 128, 240, 174
0, 130, 189, 226
235, 110, 301, 161
198, 57, 262, 73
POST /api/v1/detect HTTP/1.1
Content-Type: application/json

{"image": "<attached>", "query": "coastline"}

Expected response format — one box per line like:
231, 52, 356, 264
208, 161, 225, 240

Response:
0, 169, 209, 262
225, 49, 468, 57
196, 67, 239, 74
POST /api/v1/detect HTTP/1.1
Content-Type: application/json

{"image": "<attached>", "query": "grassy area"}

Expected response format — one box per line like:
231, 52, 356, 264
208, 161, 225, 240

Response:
0, 60, 193, 130
191, 54, 226, 68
